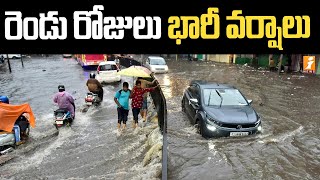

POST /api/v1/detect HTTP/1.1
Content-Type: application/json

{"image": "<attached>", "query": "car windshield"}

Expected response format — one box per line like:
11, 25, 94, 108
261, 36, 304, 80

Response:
150, 58, 166, 65
99, 64, 117, 71
203, 88, 248, 106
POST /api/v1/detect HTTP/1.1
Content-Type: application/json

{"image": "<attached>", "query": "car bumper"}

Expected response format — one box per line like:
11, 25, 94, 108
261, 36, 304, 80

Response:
151, 69, 168, 74
203, 120, 262, 138
96, 76, 121, 83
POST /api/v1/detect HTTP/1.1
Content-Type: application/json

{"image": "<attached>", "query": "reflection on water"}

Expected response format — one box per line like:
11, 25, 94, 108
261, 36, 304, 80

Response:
83, 71, 90, 79
156, 74, 172, 98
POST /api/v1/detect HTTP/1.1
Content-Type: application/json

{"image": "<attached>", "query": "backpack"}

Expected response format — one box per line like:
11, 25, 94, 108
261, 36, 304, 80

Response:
118, 89, 131, 94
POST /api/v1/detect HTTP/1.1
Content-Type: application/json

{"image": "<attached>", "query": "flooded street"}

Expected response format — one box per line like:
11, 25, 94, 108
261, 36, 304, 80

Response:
1, 55, 320, 179
152, 60, 320, 180
0, 55, 161, 179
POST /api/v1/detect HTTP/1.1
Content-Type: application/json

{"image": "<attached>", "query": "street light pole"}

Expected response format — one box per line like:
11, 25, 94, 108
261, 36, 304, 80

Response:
7, 54, 11, 73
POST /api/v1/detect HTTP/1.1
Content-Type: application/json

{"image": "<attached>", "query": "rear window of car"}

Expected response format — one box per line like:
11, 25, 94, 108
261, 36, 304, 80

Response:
99, 64, 117, 71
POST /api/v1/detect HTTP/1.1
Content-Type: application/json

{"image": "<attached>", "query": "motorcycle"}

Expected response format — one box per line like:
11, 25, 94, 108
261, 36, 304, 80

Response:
0, 116, 30, 153
85, 92, 101, 106
54, 109, 73, 128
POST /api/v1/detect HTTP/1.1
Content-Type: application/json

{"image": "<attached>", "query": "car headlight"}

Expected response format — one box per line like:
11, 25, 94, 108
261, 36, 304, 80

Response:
206, 115, 222, 127
255, 116, 261, 127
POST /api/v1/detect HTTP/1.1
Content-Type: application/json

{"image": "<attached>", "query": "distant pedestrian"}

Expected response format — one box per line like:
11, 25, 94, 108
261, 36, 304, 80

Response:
130, 80, 159, 128
299, 58, 304, 73
269, 58, 276, 71
114, 82, 131, 132
115, 56, 120, 69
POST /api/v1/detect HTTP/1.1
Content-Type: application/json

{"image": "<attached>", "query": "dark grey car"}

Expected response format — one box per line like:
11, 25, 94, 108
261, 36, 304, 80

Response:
182, 80, 262, 138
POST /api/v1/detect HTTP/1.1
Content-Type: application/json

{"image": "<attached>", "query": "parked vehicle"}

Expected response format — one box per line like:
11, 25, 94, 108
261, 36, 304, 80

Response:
63, 54, 73, 58
181, 80, 262, 138
96, 61, 121, 83
144, 56, 169, 73
1, 54, 21, 59
74, 54, 108, 70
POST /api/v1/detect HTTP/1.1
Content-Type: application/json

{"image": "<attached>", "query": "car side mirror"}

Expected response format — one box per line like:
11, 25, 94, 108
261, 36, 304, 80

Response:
189, 98, 198, 105
248, 99, 253, 104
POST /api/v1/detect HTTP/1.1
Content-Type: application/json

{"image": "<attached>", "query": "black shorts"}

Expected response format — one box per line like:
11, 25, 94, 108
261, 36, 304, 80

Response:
117, 107, 129, 123
132, 108, 141, 122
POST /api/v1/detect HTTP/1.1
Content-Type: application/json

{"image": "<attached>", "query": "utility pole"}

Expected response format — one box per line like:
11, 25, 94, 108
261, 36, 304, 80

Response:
277, 54, 283, 74
21, 54, 24, 67
7, 54, 11, 73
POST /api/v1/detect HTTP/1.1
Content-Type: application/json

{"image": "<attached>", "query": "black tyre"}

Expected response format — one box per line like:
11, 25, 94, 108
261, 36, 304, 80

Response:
181, 97, 186, 112
195, 119, 201, 134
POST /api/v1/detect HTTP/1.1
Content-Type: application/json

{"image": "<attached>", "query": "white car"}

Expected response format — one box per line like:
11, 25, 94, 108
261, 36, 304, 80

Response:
145, 56, 169, 73
96, 61, 121, 83
63, 54, 73, 58
1, 54, 21, 59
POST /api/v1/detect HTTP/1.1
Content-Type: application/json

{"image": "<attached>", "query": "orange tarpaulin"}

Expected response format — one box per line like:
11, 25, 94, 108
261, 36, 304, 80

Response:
0, 103, 36, 132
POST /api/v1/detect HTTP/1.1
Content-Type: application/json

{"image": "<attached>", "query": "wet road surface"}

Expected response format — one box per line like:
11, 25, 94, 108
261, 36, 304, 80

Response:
151, 59, 320, 180
0, 55, 161, 179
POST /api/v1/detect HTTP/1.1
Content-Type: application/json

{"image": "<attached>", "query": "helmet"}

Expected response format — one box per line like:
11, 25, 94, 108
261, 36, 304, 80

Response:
90, 73, 96, 79
58, 85, 65, 92
0, 95, 9, 104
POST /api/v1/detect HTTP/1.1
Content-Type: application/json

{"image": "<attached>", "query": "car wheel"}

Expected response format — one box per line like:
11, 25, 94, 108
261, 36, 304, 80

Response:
181, 98, 186, 112
195, 119, 202, 135
12, 56, 16, 59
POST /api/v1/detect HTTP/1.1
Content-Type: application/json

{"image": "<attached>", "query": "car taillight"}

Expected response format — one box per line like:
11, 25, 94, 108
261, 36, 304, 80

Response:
97, 66, 100, 74
86, 98, 93, 101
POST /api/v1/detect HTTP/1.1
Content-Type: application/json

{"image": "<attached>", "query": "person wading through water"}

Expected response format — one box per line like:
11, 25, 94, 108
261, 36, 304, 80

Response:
136, 77, 156, 122
114, 82, 131, 132
130, 80, 159, 128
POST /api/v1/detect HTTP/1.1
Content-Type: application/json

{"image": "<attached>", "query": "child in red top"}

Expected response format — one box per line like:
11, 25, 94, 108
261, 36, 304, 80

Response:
130, 80, 159, 128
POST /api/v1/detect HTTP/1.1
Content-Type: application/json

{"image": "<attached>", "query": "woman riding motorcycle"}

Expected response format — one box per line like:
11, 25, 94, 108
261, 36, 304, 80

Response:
53, 85, 76, 119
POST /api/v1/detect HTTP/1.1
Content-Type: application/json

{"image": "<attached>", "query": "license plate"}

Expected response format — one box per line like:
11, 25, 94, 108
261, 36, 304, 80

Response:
230, 132, 249, 137
56, 121, 63, 125
86, 102, 92, 105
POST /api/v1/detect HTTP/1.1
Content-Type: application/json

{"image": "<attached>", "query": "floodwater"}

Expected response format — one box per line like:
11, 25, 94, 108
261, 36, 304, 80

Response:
151, 59, 320, 180
0, 55, 162, 179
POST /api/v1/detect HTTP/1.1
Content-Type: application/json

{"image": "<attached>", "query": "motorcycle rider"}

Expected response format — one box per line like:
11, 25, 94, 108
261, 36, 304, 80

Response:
86, 73, 104, 101
53, 85, 75, 119
0, 95, 30, 140
0, 95, 9, 104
